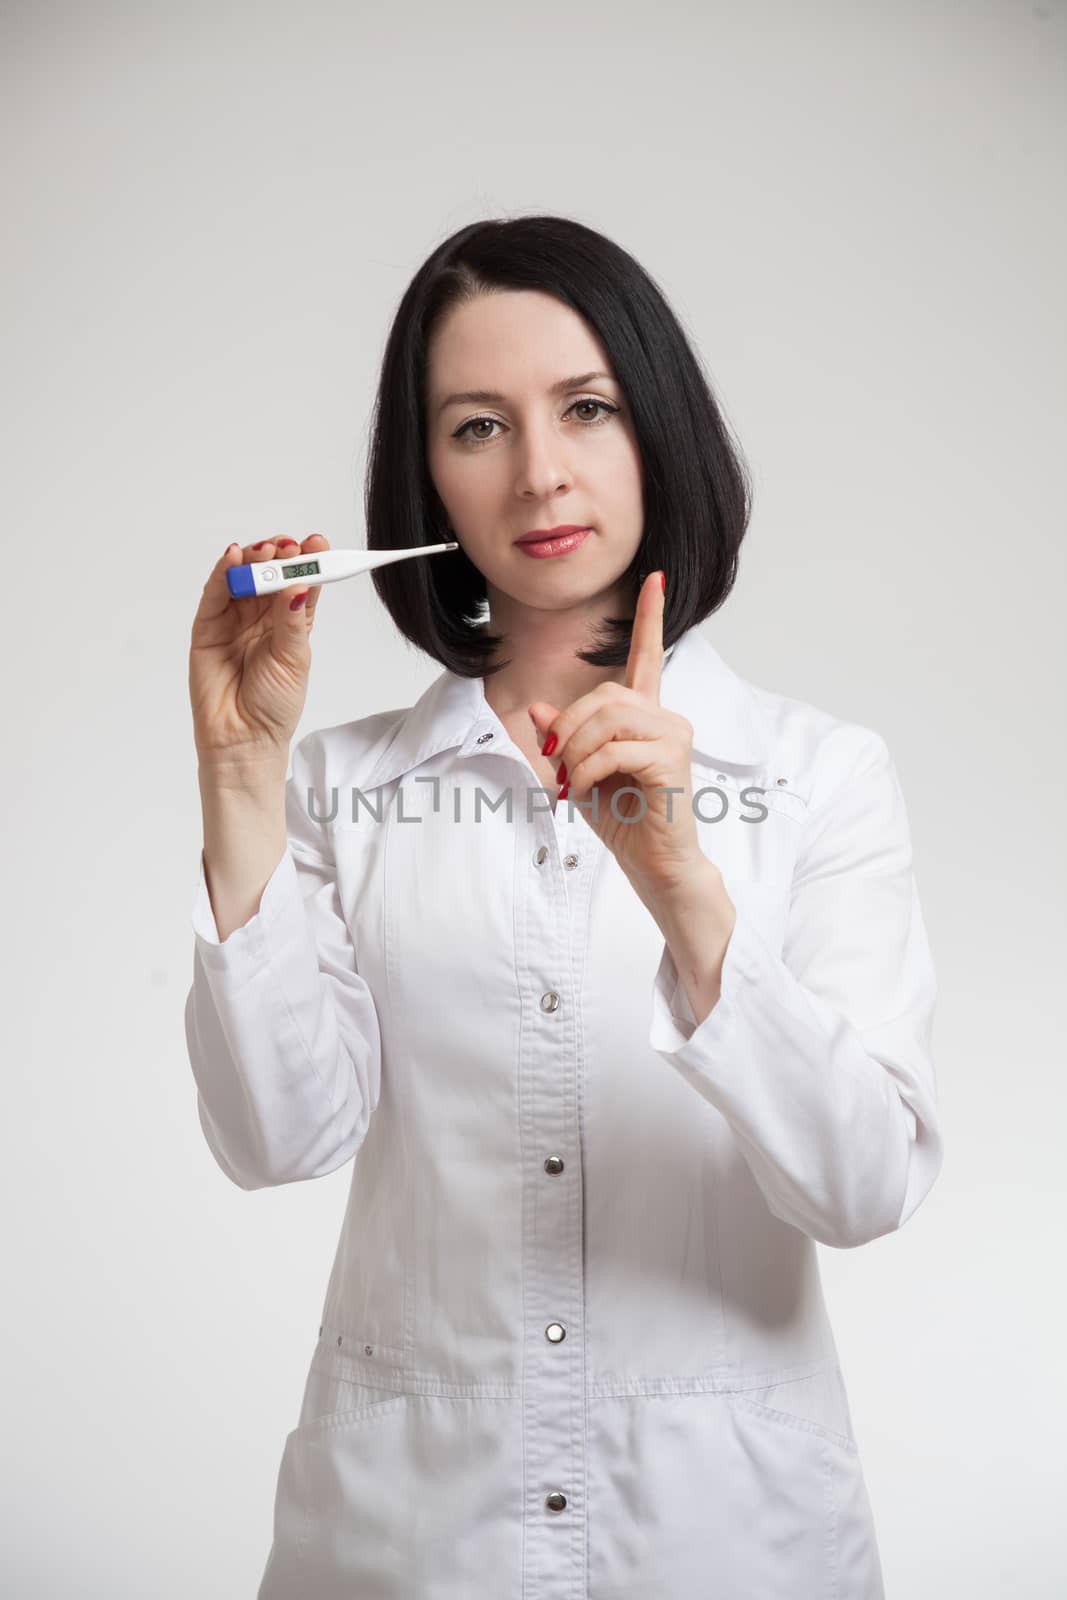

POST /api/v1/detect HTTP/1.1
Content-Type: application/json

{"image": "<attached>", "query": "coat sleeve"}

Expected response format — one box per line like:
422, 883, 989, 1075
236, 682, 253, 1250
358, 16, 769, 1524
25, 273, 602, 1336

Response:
184, 729, 382, 1190
648, 730, 943, 1249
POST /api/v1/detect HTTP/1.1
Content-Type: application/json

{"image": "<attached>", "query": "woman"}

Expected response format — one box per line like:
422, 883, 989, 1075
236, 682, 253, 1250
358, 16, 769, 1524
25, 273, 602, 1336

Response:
186, 215, 943, 1598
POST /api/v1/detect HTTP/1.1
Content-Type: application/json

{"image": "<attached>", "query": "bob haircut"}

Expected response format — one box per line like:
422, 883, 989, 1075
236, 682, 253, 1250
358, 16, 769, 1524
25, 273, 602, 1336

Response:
365, 214, 753, 679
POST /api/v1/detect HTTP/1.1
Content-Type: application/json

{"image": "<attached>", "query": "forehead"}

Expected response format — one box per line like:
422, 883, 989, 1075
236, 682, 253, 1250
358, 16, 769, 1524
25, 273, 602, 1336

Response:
427, 289, 612, 384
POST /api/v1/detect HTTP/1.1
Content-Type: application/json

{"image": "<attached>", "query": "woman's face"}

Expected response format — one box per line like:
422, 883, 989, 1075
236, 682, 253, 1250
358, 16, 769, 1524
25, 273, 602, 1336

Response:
425, 289, 644, 620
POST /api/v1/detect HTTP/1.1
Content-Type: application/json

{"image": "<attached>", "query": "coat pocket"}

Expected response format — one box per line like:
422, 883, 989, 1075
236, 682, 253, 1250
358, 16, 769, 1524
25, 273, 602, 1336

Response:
258, 1379, 412, 1598
724, 1366, 886, 1599
296, 1360, 409, 1436
728, 1362, 857, 1452
259, 1390, 524, 1599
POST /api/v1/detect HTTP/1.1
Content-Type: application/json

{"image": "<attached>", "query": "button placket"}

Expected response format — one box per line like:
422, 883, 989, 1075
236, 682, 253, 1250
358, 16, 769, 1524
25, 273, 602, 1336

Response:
523, 800, 584, 1538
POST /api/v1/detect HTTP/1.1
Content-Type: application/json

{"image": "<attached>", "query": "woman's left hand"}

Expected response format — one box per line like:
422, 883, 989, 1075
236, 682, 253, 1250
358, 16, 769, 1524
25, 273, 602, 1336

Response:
528, 571, 705, 910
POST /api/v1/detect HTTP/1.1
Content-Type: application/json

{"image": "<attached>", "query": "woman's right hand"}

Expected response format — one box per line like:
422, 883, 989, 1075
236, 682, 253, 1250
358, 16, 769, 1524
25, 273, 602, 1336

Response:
189, 533, 330, 768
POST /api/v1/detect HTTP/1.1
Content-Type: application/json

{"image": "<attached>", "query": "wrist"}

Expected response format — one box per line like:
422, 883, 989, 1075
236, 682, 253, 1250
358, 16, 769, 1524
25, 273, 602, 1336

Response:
652, 859, 736, 1026
643, 856, 731, 935
197, 746, 289, 795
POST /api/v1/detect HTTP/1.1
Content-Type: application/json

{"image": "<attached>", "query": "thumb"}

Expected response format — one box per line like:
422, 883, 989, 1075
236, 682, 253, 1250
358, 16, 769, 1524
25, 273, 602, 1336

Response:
269, 583, 313, 668
528, 702, 560, 743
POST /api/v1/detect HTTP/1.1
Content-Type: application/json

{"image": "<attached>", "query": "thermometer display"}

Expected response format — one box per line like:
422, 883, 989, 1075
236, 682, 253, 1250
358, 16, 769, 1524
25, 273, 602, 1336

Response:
281, 560, 321, 578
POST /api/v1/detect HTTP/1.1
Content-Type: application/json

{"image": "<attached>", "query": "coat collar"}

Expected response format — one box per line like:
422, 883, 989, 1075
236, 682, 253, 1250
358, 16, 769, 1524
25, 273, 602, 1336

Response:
360, 625, 772, 792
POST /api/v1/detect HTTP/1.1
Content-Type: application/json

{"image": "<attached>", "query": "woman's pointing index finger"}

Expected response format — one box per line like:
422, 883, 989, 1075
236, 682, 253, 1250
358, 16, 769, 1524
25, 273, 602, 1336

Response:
625, 570, 666, 702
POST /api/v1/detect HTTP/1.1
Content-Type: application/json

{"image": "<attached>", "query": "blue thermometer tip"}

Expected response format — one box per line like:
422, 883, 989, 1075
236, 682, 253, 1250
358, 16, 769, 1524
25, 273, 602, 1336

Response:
226, 564, 257, 599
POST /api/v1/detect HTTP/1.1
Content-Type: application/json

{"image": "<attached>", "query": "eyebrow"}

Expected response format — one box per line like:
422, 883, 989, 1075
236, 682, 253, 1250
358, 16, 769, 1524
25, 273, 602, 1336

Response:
436, 370, 616, 418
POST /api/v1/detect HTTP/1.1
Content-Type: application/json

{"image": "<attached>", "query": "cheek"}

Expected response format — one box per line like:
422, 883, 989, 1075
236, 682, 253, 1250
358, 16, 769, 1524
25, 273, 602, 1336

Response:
434, 446, 495, 500
602, 433, 644, 507
428, 453, 474, 523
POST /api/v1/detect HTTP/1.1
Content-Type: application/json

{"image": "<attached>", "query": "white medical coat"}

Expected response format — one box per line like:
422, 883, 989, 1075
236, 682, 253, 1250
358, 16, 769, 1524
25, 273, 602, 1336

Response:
185, 623, 943, 1598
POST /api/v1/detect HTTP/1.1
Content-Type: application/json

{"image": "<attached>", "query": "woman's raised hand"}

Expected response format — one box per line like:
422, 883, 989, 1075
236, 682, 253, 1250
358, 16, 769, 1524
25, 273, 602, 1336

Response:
189, 534, 330, 768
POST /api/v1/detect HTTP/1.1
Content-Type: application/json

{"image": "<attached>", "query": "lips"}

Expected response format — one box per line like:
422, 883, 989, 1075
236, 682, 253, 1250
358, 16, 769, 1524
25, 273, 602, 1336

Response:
514, 524, 591, 546
514, 526, 592, 560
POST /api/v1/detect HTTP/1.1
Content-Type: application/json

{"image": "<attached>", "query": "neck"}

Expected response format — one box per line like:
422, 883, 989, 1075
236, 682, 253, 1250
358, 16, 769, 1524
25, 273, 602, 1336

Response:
479, 582, 635, 720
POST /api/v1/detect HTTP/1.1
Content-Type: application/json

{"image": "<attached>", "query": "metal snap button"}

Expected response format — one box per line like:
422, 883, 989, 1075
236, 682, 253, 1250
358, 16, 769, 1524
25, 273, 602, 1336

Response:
534, 845, 549, 866
544, 1155, 564, 1174
776, 777, 787, 785
476, 731, 494, 744
540, 991, 560, 1012
546, 1323, 566, 1343
545, 1491, 567, 1513
563, 852, 579, 870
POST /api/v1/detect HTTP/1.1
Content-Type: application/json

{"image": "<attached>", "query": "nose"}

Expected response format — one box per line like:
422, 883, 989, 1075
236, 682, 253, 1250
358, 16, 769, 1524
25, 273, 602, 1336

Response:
513, 418, 573, 501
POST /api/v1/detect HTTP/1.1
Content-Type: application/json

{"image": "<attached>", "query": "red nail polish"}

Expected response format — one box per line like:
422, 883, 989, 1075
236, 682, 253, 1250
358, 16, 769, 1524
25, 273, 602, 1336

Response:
659, 571, 666, 594
556, 761, 567, 784
542, 733, 558, 757
252, 540, 270, 550
289, 590, 309, 609
276, 538, 298, 547
558, 782, 570, 801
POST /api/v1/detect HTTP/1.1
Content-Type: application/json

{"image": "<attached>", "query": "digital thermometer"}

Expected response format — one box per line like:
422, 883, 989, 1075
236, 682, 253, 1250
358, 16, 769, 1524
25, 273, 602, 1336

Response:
226, 541, 460, 599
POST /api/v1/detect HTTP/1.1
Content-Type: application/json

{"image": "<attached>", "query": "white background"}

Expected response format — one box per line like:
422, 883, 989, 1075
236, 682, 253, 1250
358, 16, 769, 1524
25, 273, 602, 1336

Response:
3, 1, 1064, 1593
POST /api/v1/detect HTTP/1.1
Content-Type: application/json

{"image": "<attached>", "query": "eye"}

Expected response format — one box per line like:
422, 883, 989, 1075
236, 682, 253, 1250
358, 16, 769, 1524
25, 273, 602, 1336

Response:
452, 397, 621, 447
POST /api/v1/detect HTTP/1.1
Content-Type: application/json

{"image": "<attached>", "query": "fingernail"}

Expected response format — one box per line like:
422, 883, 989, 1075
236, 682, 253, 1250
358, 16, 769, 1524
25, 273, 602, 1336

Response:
659, 571, 666, 594
558, 782, 570, 801
542, 732, 558, 757
252, 540, 271, 550
555, 761, 567, 784
289, 590, 309, 610
276, 538, 298, 547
